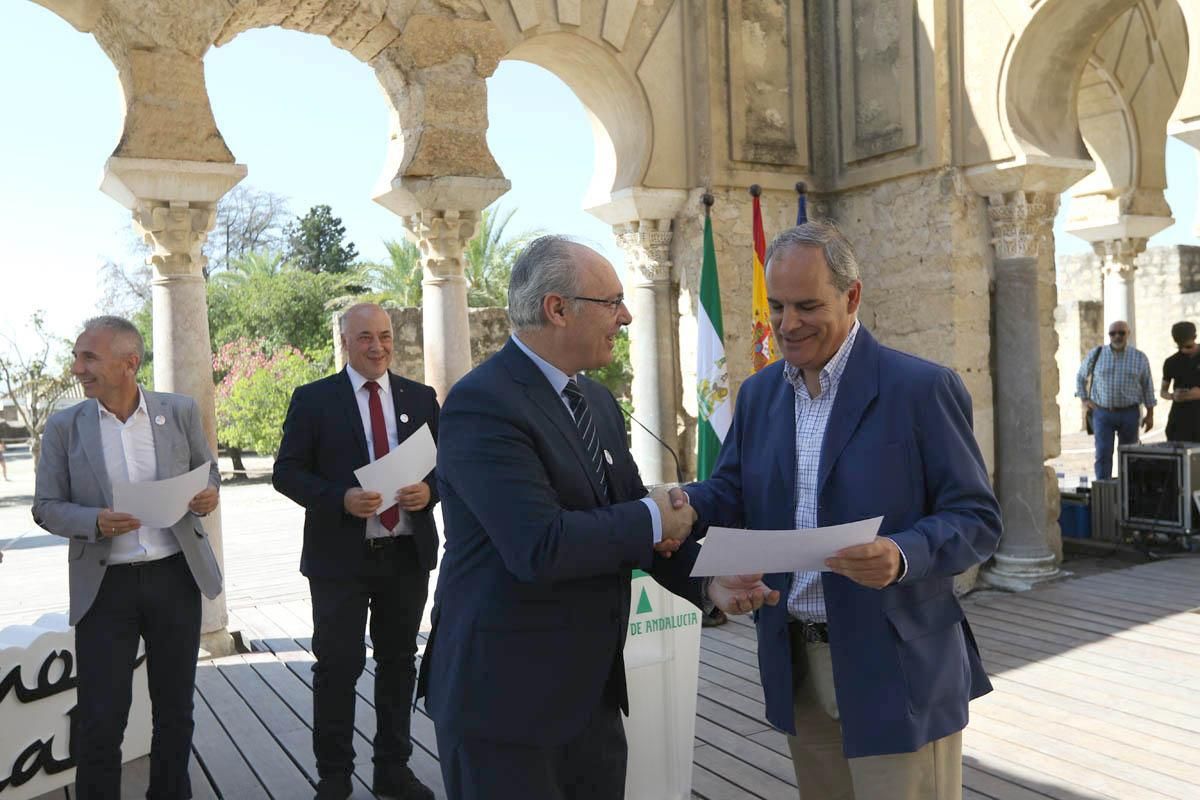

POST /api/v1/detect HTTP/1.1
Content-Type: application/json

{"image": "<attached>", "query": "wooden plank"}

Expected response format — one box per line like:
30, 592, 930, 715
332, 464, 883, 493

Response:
194, 663, 314, 798
218, 655, 319, 783
962, 763, 1056, 800
693, 717, 795, 786
691, 755, 757, 800
117, 755, 149, 800
689, 741, 795, 800
189, 686, 269, 799
188, 753, 219, 800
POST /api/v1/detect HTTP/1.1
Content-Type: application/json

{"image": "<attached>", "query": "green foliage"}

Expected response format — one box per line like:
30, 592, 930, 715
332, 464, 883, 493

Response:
589, 328, 633, 418
354, 238, 424, 308
207, 264, 351, 355
214, 339, 325, 456
285, 204, 359, 274
212, 250, 286, 286
464, 208, 538, 307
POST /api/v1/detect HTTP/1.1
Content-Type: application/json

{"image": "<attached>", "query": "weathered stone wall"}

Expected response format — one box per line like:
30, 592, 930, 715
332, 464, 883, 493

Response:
332, 306, 511, 388
1056, 245, 1200, 436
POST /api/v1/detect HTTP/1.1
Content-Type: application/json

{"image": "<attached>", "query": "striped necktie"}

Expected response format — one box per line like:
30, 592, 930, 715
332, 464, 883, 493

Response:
563, 379, 609, 499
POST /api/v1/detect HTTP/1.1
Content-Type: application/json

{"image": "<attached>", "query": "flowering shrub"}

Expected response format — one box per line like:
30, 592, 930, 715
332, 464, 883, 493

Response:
214, 338, 324, 456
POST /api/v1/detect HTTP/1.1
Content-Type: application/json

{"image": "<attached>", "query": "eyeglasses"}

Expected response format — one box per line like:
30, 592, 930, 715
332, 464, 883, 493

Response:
569, 295, 626, 312
1109, 331, 1128, 337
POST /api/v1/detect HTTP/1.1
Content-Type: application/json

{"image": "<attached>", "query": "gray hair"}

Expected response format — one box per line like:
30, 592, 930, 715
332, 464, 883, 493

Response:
82, 315, 145, 365
765, 220, 860, 293
507, 235, 584, 330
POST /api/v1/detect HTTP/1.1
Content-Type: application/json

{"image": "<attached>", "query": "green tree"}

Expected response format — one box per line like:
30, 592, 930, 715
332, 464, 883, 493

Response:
207, 267, 350, 355
464, 208, 539, 307
214, 339, 324, 456
212, 250, 286, 287
0, 312, 74, 465
285, 204, 359, 274
355, 238, 423, 308
589, 328, 633, 418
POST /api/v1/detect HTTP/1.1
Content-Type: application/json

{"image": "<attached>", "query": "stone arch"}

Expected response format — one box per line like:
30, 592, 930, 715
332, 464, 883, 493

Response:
1003, 0, 1141, 163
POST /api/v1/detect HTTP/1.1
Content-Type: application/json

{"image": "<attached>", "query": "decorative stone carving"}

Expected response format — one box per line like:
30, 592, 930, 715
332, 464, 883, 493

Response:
1094, 237, 1147, 273
986, 191, 1059, 260
132, 201, 217, 277
615, 220, 674, 284
406, 208, 480, 279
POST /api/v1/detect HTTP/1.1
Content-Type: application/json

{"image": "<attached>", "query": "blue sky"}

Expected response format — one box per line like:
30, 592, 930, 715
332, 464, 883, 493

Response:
0, 1, 1196, 353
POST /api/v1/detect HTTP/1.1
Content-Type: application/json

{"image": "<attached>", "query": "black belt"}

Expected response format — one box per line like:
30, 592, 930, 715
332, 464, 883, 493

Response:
789, 619, 829, 644
1096, 404, 1138, 413
365, 535, 414, 552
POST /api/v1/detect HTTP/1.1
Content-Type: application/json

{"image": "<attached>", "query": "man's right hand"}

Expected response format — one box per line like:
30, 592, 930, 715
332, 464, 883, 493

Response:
344, 488, 383, 518
96, 509, 140, 538
1082, 399, 1097, 411
710, 574, 780, 615
650, 486, 697, 549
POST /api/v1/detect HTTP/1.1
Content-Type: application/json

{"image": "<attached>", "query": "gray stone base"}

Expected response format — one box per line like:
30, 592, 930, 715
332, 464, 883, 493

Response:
980, 553, 1066, 592
199, 628, 237, 659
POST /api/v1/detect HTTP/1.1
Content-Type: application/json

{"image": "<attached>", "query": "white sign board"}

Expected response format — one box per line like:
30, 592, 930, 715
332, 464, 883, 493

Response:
0, 613, 151, 800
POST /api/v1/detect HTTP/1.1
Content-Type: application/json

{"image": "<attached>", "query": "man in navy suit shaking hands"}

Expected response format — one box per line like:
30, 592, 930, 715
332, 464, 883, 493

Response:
417, 236, 706, 800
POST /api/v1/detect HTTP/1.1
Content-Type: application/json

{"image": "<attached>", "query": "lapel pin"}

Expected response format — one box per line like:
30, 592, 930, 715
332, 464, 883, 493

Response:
154, 415, 166, 426
604, 449, 614, 465
400, 413, 410, 424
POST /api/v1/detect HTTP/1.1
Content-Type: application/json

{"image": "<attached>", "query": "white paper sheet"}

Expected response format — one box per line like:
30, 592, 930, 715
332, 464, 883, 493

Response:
111, 462, 211, 529
353, 423, 437, 512
689, 516, 884, 577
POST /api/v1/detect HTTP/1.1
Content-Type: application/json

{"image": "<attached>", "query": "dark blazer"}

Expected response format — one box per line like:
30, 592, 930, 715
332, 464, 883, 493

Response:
686, 327, 1001, 758
273, 368, 440, 574
417, 339, 700, 747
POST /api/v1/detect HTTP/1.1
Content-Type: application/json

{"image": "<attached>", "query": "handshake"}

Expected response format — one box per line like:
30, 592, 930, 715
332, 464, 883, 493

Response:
648, 486, 696, 557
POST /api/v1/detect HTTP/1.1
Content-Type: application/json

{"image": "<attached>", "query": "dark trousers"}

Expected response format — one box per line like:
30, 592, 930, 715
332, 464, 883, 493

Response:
1093, 406, 1140, 479
435, 701, 627, 800
309, 536, 429, 783
73, 552, 202, 800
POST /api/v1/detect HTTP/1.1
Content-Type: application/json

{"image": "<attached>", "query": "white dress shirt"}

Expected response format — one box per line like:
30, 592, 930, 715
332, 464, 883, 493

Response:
346, 365, 413, 539
99, 390, 181, 564
510, 335, 662, 544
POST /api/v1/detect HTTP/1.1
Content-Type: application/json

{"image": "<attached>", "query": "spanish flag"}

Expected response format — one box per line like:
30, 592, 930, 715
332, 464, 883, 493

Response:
750, 186, 777, 372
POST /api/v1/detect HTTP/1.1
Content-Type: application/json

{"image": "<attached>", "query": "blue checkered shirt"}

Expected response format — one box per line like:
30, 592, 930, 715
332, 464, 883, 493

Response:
1075, 345, 1156, 410
785, 321, 861, 622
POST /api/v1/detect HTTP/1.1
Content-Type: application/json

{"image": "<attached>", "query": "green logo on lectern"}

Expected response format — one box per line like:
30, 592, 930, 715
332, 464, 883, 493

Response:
636, 587, 652, 615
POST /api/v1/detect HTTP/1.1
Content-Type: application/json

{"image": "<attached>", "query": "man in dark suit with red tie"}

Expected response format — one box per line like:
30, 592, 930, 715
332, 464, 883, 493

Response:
274, 303, 438, 800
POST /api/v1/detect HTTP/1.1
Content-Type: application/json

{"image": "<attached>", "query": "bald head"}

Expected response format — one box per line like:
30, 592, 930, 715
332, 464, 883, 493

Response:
340, 303, 393, 380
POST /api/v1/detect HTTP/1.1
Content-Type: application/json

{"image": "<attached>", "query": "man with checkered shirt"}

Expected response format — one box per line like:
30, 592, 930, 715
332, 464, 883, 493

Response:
1076, 320, 1156, 480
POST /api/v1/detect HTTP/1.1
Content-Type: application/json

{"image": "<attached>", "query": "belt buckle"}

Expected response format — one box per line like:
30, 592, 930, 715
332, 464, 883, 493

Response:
366, 538, 388, 551
802, 620, 829, 643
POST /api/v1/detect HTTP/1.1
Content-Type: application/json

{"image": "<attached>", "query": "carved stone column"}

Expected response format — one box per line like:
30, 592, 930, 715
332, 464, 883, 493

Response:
589, 189, 688, 485
981, 191, 1064, 591
101, 157, 246, 656
1095, 238, 1147, 345
375, 176, 510, 401
615, 220, 680, 484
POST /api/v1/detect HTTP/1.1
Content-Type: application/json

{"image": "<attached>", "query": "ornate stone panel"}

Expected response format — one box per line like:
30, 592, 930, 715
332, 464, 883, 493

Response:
726, 0, 809, 167
837, 0, 918, 164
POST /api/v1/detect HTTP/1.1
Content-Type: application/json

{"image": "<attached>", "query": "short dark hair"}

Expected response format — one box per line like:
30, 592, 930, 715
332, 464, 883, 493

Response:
1172, 321, 1196, 346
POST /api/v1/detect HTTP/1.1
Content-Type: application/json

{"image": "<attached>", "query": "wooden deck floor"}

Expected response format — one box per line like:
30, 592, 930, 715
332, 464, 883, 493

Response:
33, 556, 1200, 800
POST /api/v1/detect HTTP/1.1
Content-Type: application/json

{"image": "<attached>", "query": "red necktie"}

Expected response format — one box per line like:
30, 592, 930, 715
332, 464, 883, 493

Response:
364, 380, 399, 531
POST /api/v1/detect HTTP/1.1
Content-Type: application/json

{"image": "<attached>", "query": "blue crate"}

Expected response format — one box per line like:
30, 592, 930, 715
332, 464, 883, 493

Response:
1059, 496, 1091, 538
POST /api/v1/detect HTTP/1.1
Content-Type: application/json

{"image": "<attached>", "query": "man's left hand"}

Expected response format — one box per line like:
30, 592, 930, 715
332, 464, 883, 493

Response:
1143, 410, 1155, 432
396, 481, 431, 511
826, 537, 901, 589
189, 487, 219, 516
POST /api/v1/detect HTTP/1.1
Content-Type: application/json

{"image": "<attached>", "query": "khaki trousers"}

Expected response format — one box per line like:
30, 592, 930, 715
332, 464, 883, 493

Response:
786, 641, 962, 800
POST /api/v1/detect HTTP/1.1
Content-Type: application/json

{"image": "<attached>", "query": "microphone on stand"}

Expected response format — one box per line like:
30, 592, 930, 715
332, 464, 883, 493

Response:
619, 406, 685, 485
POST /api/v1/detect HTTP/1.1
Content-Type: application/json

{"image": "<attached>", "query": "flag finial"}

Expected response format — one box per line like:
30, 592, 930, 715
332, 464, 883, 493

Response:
702, 192, 714, 215
749, 184, 762, 198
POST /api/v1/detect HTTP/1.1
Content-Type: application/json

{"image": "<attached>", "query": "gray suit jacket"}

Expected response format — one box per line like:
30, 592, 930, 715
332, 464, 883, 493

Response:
32, 390, 223, 624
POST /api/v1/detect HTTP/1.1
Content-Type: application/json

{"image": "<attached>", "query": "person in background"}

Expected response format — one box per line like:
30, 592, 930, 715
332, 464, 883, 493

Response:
1161, 321, 1200, 443
1076, 320, 1156, 479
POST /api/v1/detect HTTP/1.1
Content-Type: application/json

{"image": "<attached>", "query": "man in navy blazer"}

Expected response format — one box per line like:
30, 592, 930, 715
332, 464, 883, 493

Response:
273, 303, 438, 800
685, 222, 1001, 800
417, 236, 702, 799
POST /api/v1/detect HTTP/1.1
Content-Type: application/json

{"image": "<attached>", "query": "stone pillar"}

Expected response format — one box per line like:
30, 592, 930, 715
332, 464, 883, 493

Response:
1096, 238, 1147, 345
981, 191, 1064, 591
375, 176, 510, 401
614, 219, 680, 485
101, 157, 246, 656
588, 189, 689, 485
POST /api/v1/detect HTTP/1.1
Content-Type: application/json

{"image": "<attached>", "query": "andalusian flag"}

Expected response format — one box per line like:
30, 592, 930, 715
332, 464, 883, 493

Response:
750, 186, 777, 372
697, 198, 730, 480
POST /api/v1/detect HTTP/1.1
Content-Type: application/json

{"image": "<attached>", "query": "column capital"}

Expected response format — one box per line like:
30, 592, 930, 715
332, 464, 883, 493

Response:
135, 200, 217, 277
615, 219, 675, 284
985, 191, 1060, 260
405, 208, 481, 280
1093, 237, 1148, 274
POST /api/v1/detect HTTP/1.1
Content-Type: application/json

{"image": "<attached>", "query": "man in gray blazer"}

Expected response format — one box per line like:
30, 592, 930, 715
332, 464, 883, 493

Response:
33, 316, 221, 800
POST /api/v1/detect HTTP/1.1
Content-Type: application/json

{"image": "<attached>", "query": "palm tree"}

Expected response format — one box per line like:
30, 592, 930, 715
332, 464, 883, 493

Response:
356, 238, 423, 308
212, 250, 286, 286
464, 208, 540, 307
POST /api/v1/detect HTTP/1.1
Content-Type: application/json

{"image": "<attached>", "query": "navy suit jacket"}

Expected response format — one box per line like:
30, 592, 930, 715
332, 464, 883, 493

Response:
686, 327, 1001, 758
417, 339, 701, 747
273, 368, 440, 574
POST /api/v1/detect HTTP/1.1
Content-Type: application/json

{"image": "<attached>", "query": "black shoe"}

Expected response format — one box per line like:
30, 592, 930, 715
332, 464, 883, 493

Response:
373, 764, 434, 800
702, 608, 728, 627
314, 776, 352, 800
